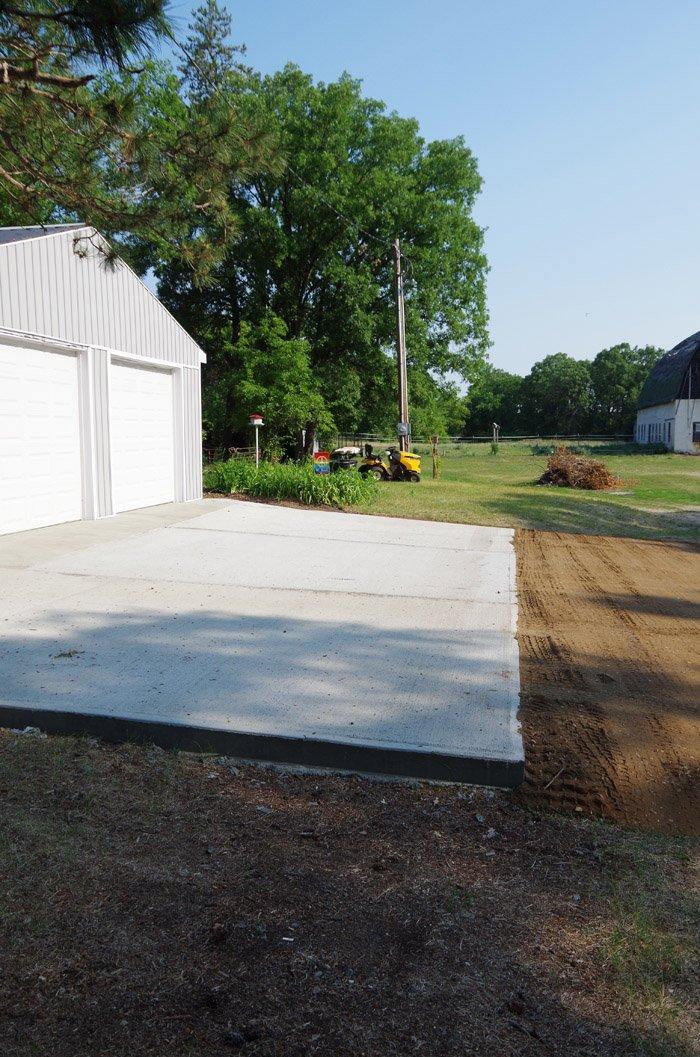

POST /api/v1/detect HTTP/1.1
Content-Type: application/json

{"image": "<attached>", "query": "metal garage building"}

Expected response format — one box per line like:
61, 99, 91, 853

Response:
0, 225, 204, 535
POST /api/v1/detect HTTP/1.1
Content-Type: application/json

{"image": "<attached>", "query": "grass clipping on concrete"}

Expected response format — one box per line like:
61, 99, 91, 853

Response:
204, 458, 378, 507
537, 444, 623, 490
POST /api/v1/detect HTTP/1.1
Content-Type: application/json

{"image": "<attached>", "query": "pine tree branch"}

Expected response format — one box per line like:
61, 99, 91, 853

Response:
0, 60, 94, 87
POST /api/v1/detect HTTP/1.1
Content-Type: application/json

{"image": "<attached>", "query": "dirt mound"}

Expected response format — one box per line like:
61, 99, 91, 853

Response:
537, 445, 622, 490
514, 529, 700, 836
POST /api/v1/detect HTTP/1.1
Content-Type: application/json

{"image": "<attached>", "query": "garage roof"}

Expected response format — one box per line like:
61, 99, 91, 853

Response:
0, 224, 85, 246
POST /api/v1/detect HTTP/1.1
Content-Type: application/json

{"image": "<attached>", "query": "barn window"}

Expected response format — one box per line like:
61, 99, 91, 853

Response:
693, 422, 700, 443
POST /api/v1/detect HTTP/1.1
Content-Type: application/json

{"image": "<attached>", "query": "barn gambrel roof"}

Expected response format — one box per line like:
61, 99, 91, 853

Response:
637, 331, 700, 409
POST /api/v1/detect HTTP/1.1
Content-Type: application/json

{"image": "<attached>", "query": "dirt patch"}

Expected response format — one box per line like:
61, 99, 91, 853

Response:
0, 733, 697, 1057
514, 530, 700, 836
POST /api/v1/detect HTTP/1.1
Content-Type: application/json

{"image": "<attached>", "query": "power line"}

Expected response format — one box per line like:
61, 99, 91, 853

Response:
283, 161, 391, 252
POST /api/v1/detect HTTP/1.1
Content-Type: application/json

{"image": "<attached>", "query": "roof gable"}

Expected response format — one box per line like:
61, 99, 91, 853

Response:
0, 226, 204, 365
637, 332, 699, 409
0, 224, 85, 246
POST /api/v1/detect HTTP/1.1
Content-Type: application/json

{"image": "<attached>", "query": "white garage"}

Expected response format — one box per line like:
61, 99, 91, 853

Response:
0, 225, 205, 536
110, 361, 176, 513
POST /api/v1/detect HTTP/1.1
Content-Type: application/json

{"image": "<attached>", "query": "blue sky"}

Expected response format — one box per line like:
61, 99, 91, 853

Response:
166, 1, 699, 375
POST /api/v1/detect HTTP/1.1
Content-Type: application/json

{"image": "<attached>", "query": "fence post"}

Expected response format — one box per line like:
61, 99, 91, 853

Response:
430, 435, 440, 478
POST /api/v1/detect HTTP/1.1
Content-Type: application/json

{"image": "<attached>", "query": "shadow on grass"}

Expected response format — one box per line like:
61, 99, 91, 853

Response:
485, 489, 699, 541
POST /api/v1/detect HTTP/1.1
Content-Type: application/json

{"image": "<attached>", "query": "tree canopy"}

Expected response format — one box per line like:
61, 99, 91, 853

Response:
463, 344, 664, 437
150, 8, 489, 447
160, 67, 488, 442
589, 343, 663, 434
0, 0, 272, 277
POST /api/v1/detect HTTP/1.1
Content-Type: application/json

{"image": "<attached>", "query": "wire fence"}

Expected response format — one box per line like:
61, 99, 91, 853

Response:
203, 434, 637, 464
203, 446, 256, 463
332, 433, 634, 448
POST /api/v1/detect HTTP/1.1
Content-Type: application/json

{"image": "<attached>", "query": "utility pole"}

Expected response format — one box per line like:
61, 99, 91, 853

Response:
393, 238, 409, 452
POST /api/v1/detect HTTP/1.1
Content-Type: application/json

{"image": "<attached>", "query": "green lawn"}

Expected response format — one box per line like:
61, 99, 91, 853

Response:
354, 441, 700, 541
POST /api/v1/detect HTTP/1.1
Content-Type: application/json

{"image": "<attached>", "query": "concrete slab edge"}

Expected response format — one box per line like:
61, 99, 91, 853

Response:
0, 706, 525, 789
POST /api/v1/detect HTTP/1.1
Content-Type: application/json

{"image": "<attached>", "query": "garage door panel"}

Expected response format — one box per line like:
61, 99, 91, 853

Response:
0, 343, 83, 535
110, 360, 175, 513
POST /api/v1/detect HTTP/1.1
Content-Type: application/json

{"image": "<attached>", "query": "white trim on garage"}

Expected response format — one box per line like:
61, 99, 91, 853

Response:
0, 325, 201, 368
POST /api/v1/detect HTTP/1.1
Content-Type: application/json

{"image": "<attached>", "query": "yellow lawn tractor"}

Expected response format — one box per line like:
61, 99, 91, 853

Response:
358, 443, 421, 482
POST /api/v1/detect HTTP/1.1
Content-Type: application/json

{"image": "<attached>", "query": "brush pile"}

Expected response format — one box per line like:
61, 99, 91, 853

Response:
537, 445, 622, 490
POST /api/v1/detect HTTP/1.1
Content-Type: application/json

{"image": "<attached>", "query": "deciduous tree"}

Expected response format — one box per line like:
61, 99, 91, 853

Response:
204, 312, 334, 456
589, 343, 664, 434
463, 365, 523, 435
155, 61, 489, 443
521, 353, 593, 435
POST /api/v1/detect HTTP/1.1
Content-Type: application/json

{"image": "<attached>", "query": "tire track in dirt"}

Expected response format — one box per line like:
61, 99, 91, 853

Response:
513, 529, 700, 835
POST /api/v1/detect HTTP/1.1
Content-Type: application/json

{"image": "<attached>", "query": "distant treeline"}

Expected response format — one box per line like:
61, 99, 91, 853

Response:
461, 344, 664, 438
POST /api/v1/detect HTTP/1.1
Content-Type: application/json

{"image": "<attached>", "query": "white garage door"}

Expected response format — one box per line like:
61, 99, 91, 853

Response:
0, 342, 82, 535
110, 360, 175, 513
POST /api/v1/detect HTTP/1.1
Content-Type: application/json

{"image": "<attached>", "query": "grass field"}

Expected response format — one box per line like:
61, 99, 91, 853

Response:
354, 441, 700, 541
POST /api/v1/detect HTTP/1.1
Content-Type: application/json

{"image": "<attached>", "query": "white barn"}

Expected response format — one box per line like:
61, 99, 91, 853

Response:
635, 331, 700, 454
0, 225, 204, 535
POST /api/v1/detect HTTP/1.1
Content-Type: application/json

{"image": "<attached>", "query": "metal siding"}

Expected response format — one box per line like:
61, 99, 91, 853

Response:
32, 238, 43, 329
46, 241, 54, 330
181, 369, 189, 497
189, 372, 197, 497
0, 228, 203, 367
183, 368, 203, 499
94, 348, 112, 516
18, 243, 29, 328
0, 245, 10, 322
195, 372, 203, 497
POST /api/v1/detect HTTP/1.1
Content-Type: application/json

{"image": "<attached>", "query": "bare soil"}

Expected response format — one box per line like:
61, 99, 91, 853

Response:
514, 530, 700, 836
0, 733, 697, 1057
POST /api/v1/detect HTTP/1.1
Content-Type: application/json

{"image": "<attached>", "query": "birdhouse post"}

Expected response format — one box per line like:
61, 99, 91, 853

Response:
249, 413, 264, 467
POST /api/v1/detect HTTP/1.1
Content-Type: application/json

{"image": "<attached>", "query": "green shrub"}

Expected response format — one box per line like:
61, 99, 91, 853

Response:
203, 459, 378, 507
